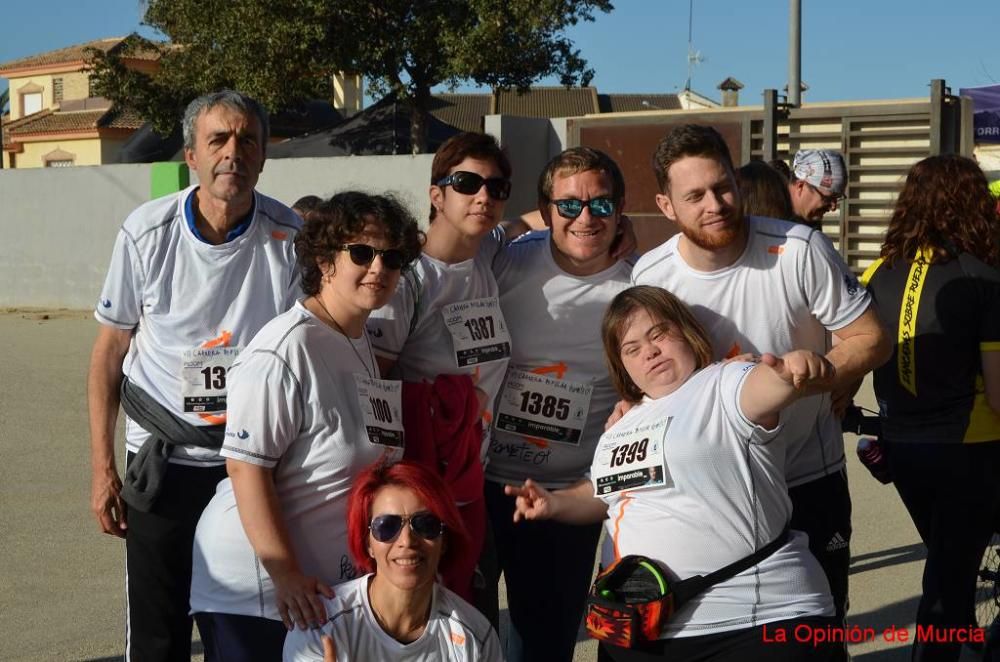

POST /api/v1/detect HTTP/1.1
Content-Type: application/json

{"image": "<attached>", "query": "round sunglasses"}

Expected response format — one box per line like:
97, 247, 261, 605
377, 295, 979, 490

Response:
552, 197, 616, 219
369, 512, 445, 543
339, 244, 408, 271
435, 171, 512, 201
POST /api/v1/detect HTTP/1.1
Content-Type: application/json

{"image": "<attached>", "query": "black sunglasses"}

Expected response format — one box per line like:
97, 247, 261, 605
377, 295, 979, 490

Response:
435, 171, 512, 201
552, 197, 616, 219
369, 512, 445, 543
339, 244, 408, 271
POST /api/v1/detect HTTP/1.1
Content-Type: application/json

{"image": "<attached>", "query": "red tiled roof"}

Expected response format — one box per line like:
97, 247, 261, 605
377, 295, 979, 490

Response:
0, 37, 160, 73
3, 104, 144, 137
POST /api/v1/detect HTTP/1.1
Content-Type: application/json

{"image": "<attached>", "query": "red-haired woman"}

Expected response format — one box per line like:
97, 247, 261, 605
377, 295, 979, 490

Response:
861, 154, 1000, 662
282, 461, 502, 661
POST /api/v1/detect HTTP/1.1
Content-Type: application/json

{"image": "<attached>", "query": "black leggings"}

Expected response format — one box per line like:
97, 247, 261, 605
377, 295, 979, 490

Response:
886, 440, 1000, 662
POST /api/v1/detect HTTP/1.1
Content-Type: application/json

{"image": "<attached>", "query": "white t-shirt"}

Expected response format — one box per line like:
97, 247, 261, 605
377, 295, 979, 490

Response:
189, 303, 404, 619
595, 362, 833, 638
94, 186, 302, 465
487, 230, 633, 488
631, 216, 870, 486
283, 575, 503, 662
366, 229, 510, 456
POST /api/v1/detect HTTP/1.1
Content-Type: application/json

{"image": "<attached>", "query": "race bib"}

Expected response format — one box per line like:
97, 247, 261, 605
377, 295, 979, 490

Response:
354, 375, 405, 448
442, 298, 511, 368
592, 417, 672, 496
495, 369, 593, 445
181, 346, 241, 413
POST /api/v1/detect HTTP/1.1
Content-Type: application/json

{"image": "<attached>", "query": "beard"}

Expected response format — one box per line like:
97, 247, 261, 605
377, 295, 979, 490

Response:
680, 213, 744, 251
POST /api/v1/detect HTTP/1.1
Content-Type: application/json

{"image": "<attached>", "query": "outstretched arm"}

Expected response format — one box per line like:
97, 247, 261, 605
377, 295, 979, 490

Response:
739, 351, 836, 428
505, 478, 608, 525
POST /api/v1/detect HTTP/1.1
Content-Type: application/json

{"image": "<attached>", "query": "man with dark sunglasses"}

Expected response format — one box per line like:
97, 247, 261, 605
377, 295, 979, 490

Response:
485, 147, 635, 662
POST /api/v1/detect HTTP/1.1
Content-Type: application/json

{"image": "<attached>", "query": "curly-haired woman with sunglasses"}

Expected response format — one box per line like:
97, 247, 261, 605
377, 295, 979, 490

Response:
282, 461, 502, 661
189, 192, 423, 661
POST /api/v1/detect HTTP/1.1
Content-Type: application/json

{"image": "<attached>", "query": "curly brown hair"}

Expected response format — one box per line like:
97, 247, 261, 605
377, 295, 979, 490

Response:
295, 192, 424, 296
881, 155, 1000, 267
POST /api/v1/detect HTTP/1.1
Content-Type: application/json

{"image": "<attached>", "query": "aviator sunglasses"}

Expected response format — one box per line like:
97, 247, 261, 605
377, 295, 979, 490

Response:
369, 512, 446, 543
435, 171, 512, 201
552, 197, 616, 219
339, 244, 408, 271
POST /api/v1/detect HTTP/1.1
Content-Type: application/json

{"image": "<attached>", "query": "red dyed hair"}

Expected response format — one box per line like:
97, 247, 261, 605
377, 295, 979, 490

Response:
347, 461, 470, 575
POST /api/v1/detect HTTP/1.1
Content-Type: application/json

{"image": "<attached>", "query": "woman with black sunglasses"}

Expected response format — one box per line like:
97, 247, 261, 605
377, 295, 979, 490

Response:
366, 132, 514, 611
283, 461, 502, 661
188, 192, 423, 661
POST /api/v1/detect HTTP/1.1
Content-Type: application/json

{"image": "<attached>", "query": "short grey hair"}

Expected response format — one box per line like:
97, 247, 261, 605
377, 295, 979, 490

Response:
182, 90, 270, 153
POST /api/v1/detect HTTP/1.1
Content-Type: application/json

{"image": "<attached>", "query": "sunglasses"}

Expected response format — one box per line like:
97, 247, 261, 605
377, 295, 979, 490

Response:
552, 197, 616, 219
436, 171, 512, 201
369, 512, 445, 543
807, 183, 844, 207
339, 244, 408, 270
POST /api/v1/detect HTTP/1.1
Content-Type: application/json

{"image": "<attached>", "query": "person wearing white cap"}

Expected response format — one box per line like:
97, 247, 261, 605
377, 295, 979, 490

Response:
788, 149, 847, 228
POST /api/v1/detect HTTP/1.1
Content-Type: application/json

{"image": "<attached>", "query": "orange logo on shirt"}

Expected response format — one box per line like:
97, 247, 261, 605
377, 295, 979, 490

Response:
271, 230, 288, 240
724, 343, 742, 359
451, 632, 466, 645
198, 330, 233, 424
767, 245, 785, 255
202, 330, 233, 349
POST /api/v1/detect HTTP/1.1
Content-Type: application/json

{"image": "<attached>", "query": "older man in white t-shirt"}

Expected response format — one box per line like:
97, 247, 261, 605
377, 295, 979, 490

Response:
88, 90, 301, 662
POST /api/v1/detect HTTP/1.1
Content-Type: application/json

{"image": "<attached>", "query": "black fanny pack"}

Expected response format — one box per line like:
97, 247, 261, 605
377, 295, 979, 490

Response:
585, 526, 790, 648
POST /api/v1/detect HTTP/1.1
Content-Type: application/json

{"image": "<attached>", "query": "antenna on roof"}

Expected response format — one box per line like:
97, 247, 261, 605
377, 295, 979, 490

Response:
685, 0, 705, 91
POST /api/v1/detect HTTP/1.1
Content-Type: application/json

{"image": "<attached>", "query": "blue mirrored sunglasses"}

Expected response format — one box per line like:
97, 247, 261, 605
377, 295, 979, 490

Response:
552, 197, 616, 219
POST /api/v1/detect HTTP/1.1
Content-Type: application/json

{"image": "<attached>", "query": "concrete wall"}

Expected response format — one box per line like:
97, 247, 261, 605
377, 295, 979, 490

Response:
484, 115, 567, 216
255, 153, 433, 223
0, 163, 152, 309
0, 154, 434, 309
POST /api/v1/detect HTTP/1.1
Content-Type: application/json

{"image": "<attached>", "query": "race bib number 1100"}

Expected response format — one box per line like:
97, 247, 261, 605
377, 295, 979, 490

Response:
354, 375, 405, 449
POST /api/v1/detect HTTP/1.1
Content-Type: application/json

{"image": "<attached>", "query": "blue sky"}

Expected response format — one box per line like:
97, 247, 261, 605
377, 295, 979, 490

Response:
2, 1, 999, 105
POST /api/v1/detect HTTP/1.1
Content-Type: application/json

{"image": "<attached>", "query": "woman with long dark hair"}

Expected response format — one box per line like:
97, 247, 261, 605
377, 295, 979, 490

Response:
861, 154, 1000, 662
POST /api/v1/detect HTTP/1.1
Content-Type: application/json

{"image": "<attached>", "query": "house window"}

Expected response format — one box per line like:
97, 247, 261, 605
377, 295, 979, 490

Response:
43, 148, 76, 167
53, 78, 64, 103
22, 92, 43, 116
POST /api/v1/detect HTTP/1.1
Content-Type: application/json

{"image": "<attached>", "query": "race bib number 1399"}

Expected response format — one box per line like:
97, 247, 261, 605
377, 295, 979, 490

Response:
592, 417, 672, 496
